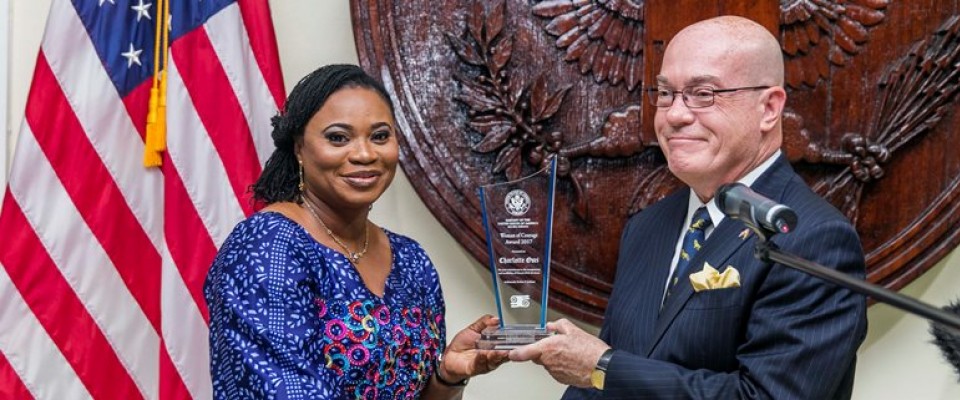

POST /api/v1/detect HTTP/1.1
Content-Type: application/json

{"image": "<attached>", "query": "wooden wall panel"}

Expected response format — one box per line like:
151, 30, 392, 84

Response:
352, 0, 960, 323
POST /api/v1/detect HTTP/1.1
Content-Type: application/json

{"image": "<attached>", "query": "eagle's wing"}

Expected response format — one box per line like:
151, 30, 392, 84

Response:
532, 0, 645, 91
780, 0, 889, 88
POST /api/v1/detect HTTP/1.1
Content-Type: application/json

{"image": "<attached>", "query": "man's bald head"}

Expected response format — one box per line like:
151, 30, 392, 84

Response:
655, 15, 788, 199
670, 16, 784, 87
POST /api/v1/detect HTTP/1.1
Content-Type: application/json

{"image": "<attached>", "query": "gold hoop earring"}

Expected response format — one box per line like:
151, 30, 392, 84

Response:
298, 161, 305, 194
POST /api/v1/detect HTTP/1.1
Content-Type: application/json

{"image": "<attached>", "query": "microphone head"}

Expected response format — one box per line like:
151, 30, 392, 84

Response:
770, 205, 799, 234
715, 182, 746, 212
930, 299, 960, 379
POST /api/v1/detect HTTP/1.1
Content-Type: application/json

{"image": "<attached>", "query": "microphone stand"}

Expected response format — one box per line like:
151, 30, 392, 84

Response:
748, 224, 960, 334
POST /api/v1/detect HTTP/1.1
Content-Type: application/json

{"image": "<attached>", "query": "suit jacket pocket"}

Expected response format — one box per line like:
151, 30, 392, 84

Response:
666, 288, 744, 369
684, 287, 742, 310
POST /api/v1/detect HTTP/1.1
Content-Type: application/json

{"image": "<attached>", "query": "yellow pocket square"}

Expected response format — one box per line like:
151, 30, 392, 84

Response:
689, 262, 741, 292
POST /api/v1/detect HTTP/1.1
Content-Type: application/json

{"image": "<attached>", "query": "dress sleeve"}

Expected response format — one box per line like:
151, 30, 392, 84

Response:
204, 214, 336, 399
400, 237, 447, 353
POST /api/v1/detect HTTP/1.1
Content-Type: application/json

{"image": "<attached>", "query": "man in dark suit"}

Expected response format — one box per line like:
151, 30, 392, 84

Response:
510, 15, 868, 399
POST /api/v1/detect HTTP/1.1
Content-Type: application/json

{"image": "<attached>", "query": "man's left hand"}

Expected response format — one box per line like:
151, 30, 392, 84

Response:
508, 319, 610, 387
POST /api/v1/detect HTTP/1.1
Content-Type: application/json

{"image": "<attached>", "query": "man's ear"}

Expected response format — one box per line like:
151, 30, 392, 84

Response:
759, 86, 787, 132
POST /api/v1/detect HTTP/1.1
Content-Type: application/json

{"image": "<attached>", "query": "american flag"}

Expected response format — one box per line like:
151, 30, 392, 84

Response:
0, 0, 284, 398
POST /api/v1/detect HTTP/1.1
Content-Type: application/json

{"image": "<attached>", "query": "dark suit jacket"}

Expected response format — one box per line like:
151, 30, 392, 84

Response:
563, 155, 868, 399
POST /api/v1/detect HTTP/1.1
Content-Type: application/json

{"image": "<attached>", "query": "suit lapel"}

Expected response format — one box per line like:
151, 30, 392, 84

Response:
635, 197, 688, 339
749, 155, 794, 205
603, 192, 688, 350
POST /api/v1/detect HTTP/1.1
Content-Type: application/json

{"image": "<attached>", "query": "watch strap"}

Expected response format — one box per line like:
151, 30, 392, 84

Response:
591, 348, 615, 390
596, 348, 615, 372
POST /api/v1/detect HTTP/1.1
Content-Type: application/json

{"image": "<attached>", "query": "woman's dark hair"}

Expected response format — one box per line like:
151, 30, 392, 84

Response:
251, 64, 395, 205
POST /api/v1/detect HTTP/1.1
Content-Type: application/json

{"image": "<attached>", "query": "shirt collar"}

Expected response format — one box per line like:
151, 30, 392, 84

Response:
687, 150, 782, 227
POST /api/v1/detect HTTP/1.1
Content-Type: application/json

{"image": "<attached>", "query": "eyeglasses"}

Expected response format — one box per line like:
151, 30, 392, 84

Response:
646, 85, 771, 108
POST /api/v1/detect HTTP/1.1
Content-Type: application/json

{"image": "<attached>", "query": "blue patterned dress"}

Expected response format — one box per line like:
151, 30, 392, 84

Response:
205, 212, 446, 399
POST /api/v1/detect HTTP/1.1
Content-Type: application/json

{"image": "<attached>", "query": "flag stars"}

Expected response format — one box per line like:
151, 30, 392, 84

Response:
131, 0, 153, 22
98, 0, 115, 6
121, 43, 143, 68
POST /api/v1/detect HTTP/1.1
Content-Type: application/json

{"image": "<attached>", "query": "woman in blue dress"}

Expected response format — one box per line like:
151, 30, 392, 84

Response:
204, 64, 508, 399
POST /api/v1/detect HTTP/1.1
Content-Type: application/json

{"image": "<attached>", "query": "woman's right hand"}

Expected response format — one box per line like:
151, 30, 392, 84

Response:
437, 314, 510, 383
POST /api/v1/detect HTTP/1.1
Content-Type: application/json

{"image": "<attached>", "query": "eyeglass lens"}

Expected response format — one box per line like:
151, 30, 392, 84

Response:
647, 87, 716, 108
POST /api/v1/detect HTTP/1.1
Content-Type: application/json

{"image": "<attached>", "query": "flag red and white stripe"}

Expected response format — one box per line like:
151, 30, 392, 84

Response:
0, 0, 284, 398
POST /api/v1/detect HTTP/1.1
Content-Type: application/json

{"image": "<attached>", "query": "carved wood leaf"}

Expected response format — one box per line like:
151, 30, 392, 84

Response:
540, 84, 571, 122
469, 1, 485, 42
490, 36, 513, 75
470, 115, 515, 153
486, 0, 507, 42
454, 75, 500, 112
445, 33, 483, 66
494, 145, 522, 180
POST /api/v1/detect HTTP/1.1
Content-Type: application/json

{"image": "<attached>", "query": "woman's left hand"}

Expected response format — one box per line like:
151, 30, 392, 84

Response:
437, 314, 510, 383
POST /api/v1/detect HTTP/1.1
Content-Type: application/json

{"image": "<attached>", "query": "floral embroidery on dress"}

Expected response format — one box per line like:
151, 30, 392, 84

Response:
317, 298, 443, 399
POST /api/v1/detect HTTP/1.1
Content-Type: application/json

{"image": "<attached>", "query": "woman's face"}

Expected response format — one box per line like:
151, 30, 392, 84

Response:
297, 86, 399, 211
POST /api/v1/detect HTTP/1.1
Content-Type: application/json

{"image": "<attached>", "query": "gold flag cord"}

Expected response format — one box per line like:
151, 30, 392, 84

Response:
143, 0, 169, 167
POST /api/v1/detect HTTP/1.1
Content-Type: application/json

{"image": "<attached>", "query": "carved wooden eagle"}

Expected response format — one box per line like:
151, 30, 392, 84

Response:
532, 0, 889, 90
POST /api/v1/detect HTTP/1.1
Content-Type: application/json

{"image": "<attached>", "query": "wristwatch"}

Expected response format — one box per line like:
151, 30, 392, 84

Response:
435, 352, 469, 387
590, 348, 615, 390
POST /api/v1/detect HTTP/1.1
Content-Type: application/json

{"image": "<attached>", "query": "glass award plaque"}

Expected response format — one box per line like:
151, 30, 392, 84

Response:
476, 157, 557, 350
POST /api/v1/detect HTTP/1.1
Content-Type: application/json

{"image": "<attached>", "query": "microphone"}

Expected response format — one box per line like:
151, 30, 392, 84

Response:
715, 182, 798, 234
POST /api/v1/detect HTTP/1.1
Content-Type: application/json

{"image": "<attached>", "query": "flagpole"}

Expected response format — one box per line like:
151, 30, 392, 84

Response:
0, 0, 8, 199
